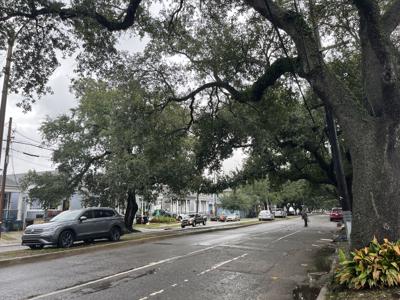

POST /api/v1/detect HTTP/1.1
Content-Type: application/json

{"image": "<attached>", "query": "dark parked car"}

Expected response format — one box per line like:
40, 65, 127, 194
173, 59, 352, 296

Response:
152, 209, 176, 218
330, 207, 343, 222
136, 215, 149, 224
181, 214, 207, 228
22, 208, 127, 249
210, 215, 218, 221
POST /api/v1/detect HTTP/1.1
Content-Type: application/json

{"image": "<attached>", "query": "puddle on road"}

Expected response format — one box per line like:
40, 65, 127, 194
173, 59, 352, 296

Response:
73, 268, 157, 296
292, 285, 320, 300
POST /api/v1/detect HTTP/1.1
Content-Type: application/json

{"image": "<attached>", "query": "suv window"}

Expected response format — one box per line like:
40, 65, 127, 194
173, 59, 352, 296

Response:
94, 209, 115, 218
82, 210, 94, 219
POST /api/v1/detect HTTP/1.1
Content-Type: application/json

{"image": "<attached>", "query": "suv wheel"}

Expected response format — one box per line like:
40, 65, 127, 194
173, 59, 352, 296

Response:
58, 230, 74, 248
109, 226, 121, 242
192, 222, 196, 227
181, 224, 185, 228
203, 220, 206, 225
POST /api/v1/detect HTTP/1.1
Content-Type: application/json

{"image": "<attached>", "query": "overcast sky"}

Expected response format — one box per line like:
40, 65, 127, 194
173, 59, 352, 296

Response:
0, 33, 244, 177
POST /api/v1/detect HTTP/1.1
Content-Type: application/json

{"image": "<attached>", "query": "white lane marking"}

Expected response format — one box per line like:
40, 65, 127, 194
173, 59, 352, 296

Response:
198, 253, 248, 275
29, 245, 218, 300
320, 238, 333, 242
273, 230, 302, 242
149, 289, 164, 296
138, 297, 148, 300
171, 283, 178, 287
312, 244, 322, 248
184, 279, 188, 282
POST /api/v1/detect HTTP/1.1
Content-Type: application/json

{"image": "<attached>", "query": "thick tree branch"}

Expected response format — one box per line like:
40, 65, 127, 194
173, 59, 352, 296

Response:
353, 0, 389, 66
1, 0, 142, 31
244, 1, 366, 137
170, 56, 299, 104
353, 0, 400, 118
244, 56, 301, 102
68, 151, 111, 188
382, 0, 400, 34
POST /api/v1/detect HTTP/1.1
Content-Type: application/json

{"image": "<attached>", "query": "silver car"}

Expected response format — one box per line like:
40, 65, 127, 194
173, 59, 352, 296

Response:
258, 210, 275, 221
22, 208, 127, 249
273, 208, 287, 218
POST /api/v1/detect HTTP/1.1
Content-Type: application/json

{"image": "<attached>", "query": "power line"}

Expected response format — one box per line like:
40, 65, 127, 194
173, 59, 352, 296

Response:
10, 148, 52, 159
14, 129, 42, 144
12, 155, 54, 168
5, 139, 55, 151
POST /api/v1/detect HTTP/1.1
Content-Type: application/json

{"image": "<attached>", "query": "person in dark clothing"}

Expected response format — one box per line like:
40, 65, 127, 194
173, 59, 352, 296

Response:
301, 210, 308, 227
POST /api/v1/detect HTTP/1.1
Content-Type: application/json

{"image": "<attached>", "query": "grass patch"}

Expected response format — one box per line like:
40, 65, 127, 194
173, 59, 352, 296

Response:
0, 233, 21, 241
134, 223, 181, 229
328, 288, 400, 299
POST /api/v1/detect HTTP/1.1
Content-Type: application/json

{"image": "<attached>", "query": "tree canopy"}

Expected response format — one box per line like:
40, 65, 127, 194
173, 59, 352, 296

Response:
23, 78, 202, 229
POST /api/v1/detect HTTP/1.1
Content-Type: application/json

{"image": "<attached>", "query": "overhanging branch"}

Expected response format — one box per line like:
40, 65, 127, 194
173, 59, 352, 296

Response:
382, 0, 400, 34
68, 151, 111, 188
1, 0, 142, 31
169, 56, 299, 104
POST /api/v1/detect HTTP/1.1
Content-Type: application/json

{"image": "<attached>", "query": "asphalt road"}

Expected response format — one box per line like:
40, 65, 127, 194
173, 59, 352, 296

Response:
0, 215, 337, 300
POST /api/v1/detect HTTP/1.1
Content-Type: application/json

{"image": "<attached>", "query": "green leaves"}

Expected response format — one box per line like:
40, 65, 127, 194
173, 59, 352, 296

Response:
20, 170, 73, 210
335, 238, 400, 289
37, 78, 200, 208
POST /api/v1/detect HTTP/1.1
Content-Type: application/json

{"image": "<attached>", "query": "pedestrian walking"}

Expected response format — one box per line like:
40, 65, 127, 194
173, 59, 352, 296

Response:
301, 210, 308, 227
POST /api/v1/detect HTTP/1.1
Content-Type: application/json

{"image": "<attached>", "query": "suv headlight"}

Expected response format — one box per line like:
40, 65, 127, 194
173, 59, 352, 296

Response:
42, 227, 57, 234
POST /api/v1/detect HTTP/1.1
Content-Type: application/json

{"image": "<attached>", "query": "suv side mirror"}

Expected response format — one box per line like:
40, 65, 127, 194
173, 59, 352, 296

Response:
79, 216, 88, 222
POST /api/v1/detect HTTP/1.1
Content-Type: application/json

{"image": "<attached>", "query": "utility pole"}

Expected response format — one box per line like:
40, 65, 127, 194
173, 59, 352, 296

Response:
0, 117, 12, 237
0, 37, 15, 166
196, 191, 199, 214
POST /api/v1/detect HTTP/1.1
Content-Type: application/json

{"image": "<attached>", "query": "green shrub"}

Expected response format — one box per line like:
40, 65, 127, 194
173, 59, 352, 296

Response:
149, 216, 177, 223
335, 237, 400, 289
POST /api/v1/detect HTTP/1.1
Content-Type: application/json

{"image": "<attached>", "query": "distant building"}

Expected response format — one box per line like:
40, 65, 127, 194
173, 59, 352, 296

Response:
145, 192, 220, 216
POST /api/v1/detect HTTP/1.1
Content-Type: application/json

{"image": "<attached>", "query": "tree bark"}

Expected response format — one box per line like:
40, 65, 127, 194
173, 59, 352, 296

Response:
350, 120, 400, 248
124, 189, 138, 231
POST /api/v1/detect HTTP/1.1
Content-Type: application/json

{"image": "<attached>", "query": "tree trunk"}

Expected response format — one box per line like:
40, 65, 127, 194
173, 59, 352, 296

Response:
350, 121, 400, 248
196, 191, 199, 213
124, 189, 138, 231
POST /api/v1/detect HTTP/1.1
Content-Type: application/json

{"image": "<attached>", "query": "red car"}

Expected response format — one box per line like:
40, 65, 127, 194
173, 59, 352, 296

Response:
218, 215, 227, 222
330, 208, 343, 222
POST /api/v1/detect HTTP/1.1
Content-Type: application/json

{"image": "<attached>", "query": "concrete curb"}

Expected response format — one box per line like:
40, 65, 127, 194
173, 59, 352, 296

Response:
0, 221, 261, 268
316, 286, 328, 300
315, 243, 340, 300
